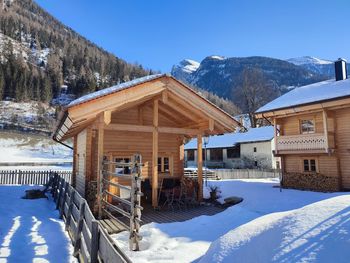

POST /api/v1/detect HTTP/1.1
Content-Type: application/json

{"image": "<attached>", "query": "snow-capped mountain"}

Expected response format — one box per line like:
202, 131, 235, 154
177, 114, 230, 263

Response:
287, 56, 349, 78
171, 59, 200, 83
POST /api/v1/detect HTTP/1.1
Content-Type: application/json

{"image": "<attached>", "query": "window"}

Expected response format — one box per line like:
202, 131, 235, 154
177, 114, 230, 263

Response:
276, 161, 280, 169
301, 119, 315, 134
303, 159, 317, 172
158, 157, 170, 173
253, 147, 257, 153
210, 148, 223, 161
115, 157, 131, 175
187, 150, 195, 161
254, 161, 258, 167
227, 145, 240, 158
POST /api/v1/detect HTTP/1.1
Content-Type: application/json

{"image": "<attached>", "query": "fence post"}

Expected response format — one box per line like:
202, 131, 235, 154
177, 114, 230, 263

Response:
129, 154, 142, 251
56, 177, 64, 209
60, 181, 69, 219
66, 190, 75, 231
17, 170, 21, 185
90, 220, 99, 263
73, 201, 85, 257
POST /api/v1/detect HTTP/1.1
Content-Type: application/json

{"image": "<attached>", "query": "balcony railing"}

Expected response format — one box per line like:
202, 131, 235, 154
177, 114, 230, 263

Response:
276, 133, 329, 152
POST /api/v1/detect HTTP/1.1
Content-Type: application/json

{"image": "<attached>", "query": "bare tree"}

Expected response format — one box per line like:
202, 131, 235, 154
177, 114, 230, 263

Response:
232, 68, 280, 127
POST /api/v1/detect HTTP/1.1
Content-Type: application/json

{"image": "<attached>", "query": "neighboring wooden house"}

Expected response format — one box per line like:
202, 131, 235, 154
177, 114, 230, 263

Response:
53, 74, 240, 208
255, 58, 350, 192
184, 126, 280, 169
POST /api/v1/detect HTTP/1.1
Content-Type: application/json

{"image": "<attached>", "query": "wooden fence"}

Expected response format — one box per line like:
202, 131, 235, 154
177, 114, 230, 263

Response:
51, 174, 131, 263
215, 169, 281, 180
0, 170, 72, 185
184, 168, 280, 180
100, 154, 143, 251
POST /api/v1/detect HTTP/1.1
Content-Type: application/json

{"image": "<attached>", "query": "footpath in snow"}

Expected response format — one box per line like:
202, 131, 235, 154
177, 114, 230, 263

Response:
0, 186, 76, 263
113, 179, 350, 263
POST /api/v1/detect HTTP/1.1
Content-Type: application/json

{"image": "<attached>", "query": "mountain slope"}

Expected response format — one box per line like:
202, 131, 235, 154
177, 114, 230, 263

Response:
0, 0, 150, 103
172, 56, 329, 113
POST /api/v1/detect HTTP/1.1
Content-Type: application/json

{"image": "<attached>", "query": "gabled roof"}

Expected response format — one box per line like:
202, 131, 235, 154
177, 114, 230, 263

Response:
256, 78, 350, 114
184, 126, 274, 150
53, 74, 241, 142
68, 74, 163, 107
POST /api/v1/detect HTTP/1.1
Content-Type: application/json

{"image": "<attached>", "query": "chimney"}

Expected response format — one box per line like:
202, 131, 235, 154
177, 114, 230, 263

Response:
335, 58, 347, 81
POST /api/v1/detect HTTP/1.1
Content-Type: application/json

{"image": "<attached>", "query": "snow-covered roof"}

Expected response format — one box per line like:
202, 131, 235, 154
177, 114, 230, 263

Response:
184, 126, 274, 150
256, 78, 350, 113
67, 74, 164, 107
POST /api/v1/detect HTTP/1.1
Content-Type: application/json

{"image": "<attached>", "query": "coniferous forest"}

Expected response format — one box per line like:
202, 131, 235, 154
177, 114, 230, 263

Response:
0, 0, 151, 103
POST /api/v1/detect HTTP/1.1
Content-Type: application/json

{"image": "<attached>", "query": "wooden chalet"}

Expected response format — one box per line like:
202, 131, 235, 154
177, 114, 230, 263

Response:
255, 59, 350, 192
53, 74, 240, 209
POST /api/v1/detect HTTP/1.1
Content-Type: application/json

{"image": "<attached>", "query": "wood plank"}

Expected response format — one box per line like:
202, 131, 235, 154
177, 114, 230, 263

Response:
152, 100, 159, 208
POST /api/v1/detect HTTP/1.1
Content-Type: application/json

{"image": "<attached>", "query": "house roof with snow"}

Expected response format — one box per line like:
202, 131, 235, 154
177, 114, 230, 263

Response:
256, 78, 350, 116
53, 74, 241, 142
184, 126, 274, 150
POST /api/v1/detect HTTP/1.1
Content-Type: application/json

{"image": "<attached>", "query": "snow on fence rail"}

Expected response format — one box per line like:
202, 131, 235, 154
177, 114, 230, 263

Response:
51, 174, 131, 263
0, 170, 72, 185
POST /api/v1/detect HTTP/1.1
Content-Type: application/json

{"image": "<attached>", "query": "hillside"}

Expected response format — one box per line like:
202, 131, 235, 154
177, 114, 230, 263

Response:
172, 56, 329, 114
0, 0, 151, 103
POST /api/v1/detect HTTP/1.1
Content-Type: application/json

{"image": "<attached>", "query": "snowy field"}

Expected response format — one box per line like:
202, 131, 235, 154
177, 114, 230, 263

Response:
113, 179, 350, 263
0, 131, 72, 166
0, 185, 76, 263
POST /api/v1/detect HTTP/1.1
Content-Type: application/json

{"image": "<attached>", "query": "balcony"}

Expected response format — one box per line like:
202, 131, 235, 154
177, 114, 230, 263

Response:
275, 133, 334, 154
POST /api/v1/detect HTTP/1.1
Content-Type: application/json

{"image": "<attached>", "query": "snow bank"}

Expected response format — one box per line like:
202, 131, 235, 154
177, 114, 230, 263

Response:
0, 186, 76, 262
113, 179, 349, 262
200, 195, 350, 263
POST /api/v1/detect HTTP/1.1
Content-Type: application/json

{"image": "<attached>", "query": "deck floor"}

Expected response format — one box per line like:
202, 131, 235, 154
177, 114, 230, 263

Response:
101, 203, 226, 234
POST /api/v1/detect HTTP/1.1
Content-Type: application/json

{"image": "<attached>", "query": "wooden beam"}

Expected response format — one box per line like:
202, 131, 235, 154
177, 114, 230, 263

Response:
322, 109, 329, 152
162, 90, 168, 104
209, 119, 214, 132
152, 100, 159, 208
104, 111, 111, 125
197, 134, 203, 202
104, 123, 200, 135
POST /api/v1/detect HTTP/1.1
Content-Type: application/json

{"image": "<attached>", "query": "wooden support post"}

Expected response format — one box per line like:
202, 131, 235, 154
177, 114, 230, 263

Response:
197, 134, 203, 202
97, 117, 105, 219
273, 118, 278, 155
152, 100, 159, 208
322, 109, 329, 152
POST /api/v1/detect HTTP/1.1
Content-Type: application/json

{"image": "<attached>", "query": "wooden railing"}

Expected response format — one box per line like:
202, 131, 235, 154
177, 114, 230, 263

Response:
276, 133, 328, 152
0, 170, 72, 185
51, 174, 131, 263
99, 154, 143, 251
184, 169, 218, 179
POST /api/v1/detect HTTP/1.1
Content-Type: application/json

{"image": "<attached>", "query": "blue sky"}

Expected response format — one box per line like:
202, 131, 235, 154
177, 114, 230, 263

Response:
35, 0, 350, 72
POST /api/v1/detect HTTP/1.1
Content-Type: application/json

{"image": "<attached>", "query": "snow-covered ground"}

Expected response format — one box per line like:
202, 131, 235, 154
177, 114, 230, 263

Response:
0, 185, 77, 263
113, 179, 350, 263
0, 131, 72, 165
